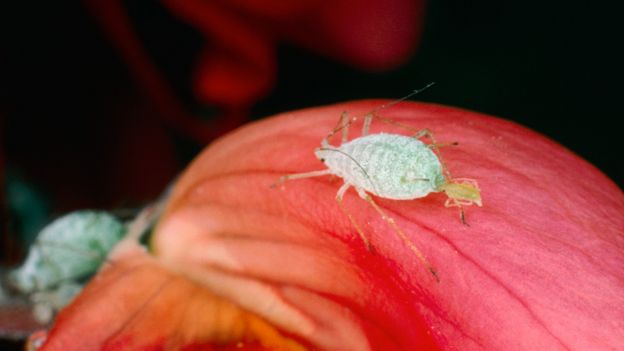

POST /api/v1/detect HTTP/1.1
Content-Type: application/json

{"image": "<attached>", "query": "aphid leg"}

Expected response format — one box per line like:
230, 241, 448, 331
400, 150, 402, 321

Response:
271, 169, 332, 188
362, 113, 373, 136
412, 129, 457, 160
336, 183, 373, 251
460, 207, 467, 226
322, 112, 353, 148
355, 187, 440, 282
411, 127, 435, 141
366, 112, 422, 136
341, 112, 350, 144
430, 141, 459, 148
368, 116, 457, 148
444, 198, 468, 226
408, 128, 458, 182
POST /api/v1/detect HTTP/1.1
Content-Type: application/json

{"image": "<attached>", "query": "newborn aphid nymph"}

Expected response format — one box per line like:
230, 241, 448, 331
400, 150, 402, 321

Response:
274, 88, 482, 281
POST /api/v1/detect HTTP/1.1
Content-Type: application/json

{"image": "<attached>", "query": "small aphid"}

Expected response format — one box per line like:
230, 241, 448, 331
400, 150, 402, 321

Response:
7, 211, 125, 323
274, 87, 482, 281
7, 201, 165, 324
9, 211, 126, 294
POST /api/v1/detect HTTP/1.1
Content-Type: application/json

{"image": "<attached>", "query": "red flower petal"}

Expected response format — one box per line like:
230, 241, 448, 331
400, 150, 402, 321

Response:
36, 101, 624, 350
155, 101, 624, 349
37, 239, 307, 351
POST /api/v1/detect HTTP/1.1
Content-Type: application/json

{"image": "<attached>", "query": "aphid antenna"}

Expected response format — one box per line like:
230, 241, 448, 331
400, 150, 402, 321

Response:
329, 82, 437, 138
325, 82, 436, 140
368, 82, 436, 116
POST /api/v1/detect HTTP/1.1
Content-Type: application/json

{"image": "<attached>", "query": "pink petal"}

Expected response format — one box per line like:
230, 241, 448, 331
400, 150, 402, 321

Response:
155, 101, 624, 350
37, 239, 307, 350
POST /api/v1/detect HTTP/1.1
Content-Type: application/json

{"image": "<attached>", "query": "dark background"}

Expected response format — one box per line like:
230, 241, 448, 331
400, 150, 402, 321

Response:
3, 1, 622, 191
0, 0, 622, 348
2, 2, 622, 236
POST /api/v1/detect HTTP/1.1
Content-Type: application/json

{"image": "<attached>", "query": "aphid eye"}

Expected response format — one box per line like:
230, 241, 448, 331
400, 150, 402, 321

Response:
320, 158, 326, 163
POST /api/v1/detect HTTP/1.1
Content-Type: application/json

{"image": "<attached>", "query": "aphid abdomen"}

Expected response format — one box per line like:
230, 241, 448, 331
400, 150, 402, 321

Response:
325, 133, 443, 199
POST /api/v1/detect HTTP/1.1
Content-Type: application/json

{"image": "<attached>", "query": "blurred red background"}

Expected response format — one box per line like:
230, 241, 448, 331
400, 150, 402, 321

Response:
1, 0, 425, 215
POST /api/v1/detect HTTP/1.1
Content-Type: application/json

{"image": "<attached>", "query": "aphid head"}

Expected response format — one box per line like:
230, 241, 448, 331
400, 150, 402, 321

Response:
314, 147, 329, 163
439, 179, 482, 207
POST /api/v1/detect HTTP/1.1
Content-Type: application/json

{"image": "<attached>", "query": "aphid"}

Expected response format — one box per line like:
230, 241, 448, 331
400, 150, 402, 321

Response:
274, 87, 482, 281
7, 201, 165, 324
9, 211, 126, 294
7, 211, 125, 323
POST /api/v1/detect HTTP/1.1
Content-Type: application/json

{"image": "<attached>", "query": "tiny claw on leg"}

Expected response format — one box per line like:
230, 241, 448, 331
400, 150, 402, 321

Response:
336, 183, 376, 253
356, 187, 439, 282
460, 208, 470, 226
365, 241, 377, 255
430, 267, 440, 283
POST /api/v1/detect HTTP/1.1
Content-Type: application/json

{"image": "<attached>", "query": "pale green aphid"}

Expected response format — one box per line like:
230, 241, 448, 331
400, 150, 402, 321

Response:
8, 202, 165, 324
275, 89, 482, 281
319, 133, 446, 200
9, 211, 125, 294
314, 129, 482, 223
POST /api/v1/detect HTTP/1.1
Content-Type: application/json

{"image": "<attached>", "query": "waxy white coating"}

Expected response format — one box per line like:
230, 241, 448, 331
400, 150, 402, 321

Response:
315, 133, 445, 200
10, 211, 125, 292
